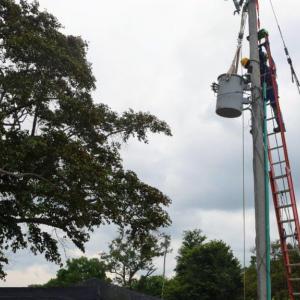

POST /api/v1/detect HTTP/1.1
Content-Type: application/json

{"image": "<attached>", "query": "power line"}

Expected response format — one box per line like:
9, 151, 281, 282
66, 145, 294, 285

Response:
242, 111, 246, 300
269, 0, 300, 94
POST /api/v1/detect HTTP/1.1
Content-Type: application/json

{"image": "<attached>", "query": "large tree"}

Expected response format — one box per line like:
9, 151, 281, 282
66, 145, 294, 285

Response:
0, 0, 171, 278
167, 229, 242, 300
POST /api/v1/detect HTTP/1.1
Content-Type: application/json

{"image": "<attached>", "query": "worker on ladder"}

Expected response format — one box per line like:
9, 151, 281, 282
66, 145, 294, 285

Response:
241, 52, 286, 133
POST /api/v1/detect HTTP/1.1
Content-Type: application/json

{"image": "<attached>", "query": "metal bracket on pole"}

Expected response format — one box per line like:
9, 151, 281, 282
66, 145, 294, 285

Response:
243, 97, 251, 105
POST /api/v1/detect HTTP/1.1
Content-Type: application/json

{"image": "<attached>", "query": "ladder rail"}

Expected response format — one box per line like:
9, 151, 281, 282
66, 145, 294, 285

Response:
286, 167, 300, 246
269, 171, 294, 295
265, 38, 300, 245
263, 35, 300, 299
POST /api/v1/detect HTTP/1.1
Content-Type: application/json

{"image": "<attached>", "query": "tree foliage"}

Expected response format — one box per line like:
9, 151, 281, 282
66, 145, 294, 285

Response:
0, 0, 171, 278
42, 256, 109, 287
101, 229, 168, 288
167, 229, 242, 300
244, 241, 300, 300
132, 275, 166, 298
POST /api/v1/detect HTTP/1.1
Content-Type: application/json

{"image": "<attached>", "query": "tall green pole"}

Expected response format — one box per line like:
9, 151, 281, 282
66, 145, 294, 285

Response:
263, 82, 271, 300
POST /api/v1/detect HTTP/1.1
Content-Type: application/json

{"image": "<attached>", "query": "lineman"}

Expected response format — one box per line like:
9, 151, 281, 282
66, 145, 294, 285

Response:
241, 53, 285, 133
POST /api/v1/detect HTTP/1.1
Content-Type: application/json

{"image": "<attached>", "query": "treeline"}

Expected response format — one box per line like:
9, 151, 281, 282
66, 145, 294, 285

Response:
34, 229, 291, 300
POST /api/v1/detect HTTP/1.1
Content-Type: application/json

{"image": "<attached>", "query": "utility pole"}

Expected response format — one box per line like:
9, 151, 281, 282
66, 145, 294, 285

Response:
161, 245, 167, 299
161, 235, 171, 300
248, 1, 267, 299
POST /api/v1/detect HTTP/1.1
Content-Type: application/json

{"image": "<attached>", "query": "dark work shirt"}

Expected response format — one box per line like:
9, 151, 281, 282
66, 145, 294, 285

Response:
260, 62, 273, 88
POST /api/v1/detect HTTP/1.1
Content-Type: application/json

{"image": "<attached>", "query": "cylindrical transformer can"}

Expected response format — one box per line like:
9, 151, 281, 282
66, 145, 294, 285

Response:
216, 74, 245, 118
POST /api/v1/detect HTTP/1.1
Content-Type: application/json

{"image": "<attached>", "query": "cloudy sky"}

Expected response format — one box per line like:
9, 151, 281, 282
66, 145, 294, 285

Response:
1, 0, 300, 287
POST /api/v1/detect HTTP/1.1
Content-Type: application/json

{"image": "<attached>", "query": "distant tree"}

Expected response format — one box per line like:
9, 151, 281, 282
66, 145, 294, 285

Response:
0, 0, 171, 278
243, 253, 257, 300
132, 275, 166, 298
101, 229, 168, 288
42, 257, 108, 287
161, 234, 172, 299
244, 241, 298, 300
269, 241, 289, 300
180, 229, 206, 250
162, 277, 181, 300
167, 229, 242, 300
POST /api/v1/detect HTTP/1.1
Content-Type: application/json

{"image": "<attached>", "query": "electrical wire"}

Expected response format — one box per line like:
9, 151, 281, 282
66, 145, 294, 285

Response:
227, 6, 248, 75
268, 0, 300, 94
241, 45, 247, 300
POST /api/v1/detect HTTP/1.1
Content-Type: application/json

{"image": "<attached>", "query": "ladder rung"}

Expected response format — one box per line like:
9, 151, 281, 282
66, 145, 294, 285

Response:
267, 116, 276, 121
285, 234, 295, 239
275, 189, 290, 194
268, 132, 279, 136
280, 219, 295, 224
293, 293, 300, 296
274, 174, 287, 180
278, 204, 292, 209
270, 145, 284, 151
272, 160, 286, 166
288, 263, 300, 267
286, 248, 299, 252
289, 278, 300, 281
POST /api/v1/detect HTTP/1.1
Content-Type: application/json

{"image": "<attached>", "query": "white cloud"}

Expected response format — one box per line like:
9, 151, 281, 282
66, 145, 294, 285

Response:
1, 265, 54, 287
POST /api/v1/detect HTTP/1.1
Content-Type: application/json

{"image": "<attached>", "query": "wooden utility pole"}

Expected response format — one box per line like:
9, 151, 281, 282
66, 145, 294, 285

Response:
248, 1, 268, 299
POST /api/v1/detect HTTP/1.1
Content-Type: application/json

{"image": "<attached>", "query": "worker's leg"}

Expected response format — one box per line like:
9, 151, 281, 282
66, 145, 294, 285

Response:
270, 101, 286, 132
268, 89, 286, 132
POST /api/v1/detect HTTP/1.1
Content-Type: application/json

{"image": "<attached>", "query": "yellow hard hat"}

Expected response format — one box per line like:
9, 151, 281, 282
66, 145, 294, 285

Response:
241, 57, 250, 68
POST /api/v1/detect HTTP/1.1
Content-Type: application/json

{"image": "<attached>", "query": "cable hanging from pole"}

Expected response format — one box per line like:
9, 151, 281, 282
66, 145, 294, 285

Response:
242, 110, 247, 300
227, 5, 248, 76
269, 0, 300, 94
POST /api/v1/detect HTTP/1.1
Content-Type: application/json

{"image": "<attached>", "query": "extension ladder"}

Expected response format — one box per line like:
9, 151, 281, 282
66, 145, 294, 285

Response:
262, 36, 300, 299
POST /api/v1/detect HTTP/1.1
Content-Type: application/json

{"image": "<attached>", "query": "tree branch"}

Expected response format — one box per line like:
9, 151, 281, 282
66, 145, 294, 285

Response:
104, 129, 125, 139
4, 100, 35, 116
0, 89, 6, 104
145, 267, 156, 278
0, 167, 56, 187
11, 216, 65, 228
31, 107, 38, 136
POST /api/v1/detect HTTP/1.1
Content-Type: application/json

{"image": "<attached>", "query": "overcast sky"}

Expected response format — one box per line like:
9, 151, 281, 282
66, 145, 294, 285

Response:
1, 0, 300, 287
